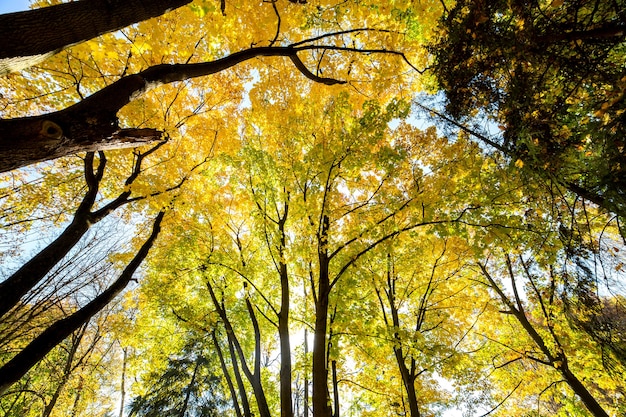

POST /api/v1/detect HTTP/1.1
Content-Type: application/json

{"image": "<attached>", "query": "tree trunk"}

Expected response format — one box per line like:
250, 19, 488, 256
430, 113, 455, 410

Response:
227, 334, 252, 417
560, 363, 610, 417
206, 281, 266, 417
331, 360, 339, 417
244, 291, 272, 417
0, 211, 164, 396
304, 327, 309, 417
277, 206, 294, 417
42, 325, 87, 417
312, 215, 332, 417
480, 262, 610, 417
118, 348, 128, 417
0, 153, 104, 318
211, 331, 244, 417
0, 0, 192, 75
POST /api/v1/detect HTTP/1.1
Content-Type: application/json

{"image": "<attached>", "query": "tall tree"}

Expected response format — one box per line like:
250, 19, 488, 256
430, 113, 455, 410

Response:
0, 210, 165, 395
430, 0, 626, 219
477, 254, 622, 417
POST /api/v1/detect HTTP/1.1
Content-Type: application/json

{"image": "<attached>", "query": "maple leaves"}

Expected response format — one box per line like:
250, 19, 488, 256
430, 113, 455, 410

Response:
1, 0, 625, 416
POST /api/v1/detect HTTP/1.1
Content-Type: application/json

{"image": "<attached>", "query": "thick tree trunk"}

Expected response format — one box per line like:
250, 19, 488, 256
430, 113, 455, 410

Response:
0, 211, 164, 396
0, 47, 342, 173
394, 350, 420, 417
312, 215, 332, 417
0, 0, 192, 75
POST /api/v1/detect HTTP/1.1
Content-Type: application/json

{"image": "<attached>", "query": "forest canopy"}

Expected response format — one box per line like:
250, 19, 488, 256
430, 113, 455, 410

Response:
0, 1, 625, 417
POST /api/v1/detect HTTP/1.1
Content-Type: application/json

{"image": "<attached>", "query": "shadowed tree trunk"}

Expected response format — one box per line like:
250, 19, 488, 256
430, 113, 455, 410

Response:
0, 0, 192, 75
211, 330, 244, 417
0, 142, 167, 319
0, 211, 165, 396
312, 214, 333, 417
205, 280, 271, 417
479, 257, 611, 417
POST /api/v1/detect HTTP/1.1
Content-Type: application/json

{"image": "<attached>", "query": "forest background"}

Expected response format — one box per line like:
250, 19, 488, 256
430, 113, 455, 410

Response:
0, 0, 625, 416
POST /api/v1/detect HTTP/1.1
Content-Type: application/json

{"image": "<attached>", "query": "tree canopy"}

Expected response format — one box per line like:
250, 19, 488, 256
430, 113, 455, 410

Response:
1, 1, 625, 417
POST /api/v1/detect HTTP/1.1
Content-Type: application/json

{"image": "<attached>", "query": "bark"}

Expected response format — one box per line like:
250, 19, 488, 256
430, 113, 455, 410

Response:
211, 331, 244, 417
42, 325, 87, 417
535, 22, 626, 45
0, 211, 165, 396
227, 334, 252, 417
389, 305, 420, 416
304, 327, 309, 417
0, 0, 192, 75
0, 152, 106, 318
479, 261, 610, 417
312, 214, 333, 417
118, 348, 127, 417
277, 200, 294, 417
0, 141, 162, 318
0, 47, 343, 173
331, 360, 339, 417
206, 281, 269, 417
243, 291, 272, 417
560, 364, 610, 417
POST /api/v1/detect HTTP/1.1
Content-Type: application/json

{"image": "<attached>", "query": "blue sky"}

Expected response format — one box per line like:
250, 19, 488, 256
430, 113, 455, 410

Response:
0, 0, 32, 13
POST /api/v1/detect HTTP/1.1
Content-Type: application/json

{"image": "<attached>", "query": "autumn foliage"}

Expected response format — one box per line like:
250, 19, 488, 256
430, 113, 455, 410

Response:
1, 1, 625, 417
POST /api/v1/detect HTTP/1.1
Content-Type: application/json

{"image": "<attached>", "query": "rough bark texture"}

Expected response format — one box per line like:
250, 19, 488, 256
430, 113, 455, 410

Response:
0, 211, 164, 396
0, 0, 192, 74
0, 47, 343, 173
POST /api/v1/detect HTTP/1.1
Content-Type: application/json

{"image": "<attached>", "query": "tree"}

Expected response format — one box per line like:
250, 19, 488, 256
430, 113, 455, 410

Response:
0, 210, 165, 395
0, 0, 425, 172
4, 0, 625, 414
0, 143, 194, 319
371, 236, 479, 417
128, 336, 229, 417
430, 0, 626, 219
0, 0, 193, 75
477, 253, 623, 417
